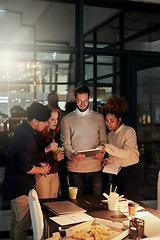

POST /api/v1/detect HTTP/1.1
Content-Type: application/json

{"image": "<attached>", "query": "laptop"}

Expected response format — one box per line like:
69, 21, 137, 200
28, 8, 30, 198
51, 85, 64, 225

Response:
43, 201, 86, 215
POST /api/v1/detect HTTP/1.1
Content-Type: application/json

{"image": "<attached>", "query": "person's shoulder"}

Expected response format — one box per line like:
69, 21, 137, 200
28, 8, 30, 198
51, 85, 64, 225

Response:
10, 122, 35, 147
122, 124, 133, 130
121, 124, 136, 134
62, 111, 75, 120
14, 122, 35, 139
14, 121, 28, 133
91, 110, 105, 118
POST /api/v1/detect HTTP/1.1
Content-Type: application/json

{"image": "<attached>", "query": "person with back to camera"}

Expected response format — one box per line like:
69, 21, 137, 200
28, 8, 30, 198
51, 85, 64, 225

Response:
35, 105, 64, 199
103, 96, 142, 198
2, 102, 51, 240
58, 100, 76, 198
61, 83, 107, 196
47, 90, 66, 118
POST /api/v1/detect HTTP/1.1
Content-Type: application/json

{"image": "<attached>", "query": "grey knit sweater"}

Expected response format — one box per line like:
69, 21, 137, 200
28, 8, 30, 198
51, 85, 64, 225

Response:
61, 109, 107, 173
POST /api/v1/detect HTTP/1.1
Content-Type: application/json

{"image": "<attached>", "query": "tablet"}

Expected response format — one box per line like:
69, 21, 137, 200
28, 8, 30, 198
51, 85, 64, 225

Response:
78, 148, 101, 157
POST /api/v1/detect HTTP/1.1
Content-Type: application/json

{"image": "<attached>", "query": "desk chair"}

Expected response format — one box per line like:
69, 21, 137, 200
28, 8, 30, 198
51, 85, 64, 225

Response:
28, 189, 58, 240
157, 171, 160, 212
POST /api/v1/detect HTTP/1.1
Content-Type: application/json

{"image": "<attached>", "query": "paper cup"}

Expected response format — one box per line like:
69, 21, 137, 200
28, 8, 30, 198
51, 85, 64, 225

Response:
128, 202, 138, 216
108, 193, 119, 211
39, 162, 49, 167
69, 187, 78, 199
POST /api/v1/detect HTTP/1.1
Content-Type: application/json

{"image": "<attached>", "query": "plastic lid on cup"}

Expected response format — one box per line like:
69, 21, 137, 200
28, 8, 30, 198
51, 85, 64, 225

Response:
128, 202, 138, 207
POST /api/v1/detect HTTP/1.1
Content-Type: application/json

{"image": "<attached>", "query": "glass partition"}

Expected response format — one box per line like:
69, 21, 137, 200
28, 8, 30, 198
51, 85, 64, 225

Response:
124, 11, 160, 39
83, 6, 118, 47
97, 18, 120, 48
125, 30, 160, 51
137, 66, 160, 200
0, 2, 75, 46
0, 51, 75, 128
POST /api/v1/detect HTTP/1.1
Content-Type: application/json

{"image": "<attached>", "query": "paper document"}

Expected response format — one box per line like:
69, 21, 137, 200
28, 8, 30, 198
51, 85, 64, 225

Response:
50, 212, 94, 226
118, 199, 144, 213
140, 212, 160, 237
103, 164, 121, 175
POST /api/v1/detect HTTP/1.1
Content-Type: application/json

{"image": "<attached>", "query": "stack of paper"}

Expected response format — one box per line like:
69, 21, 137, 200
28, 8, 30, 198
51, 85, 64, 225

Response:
43, 200, 94, 226
50, 212, 94, 226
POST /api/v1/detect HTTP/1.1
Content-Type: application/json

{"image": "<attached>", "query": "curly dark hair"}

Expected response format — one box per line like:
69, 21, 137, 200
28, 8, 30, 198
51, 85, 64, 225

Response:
105, 96, 128, 120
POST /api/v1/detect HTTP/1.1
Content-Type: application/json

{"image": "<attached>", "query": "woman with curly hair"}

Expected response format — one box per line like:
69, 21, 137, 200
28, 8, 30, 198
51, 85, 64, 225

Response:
103, 96, 142, 198
35, 105, 64, 198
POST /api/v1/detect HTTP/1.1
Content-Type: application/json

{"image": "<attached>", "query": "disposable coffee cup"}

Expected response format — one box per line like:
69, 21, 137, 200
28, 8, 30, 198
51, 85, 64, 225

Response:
39, 162, 49, 176
108, 192, 119, 211
128, 202, 138, 217
69, 187, 78, 199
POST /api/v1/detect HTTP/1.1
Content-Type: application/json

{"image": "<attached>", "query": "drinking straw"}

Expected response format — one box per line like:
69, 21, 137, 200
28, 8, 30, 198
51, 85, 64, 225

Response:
114, 186, 117, 194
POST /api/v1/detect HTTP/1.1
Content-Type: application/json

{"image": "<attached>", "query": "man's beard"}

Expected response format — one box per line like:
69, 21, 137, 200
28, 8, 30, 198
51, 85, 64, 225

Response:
76, 105, 89, 112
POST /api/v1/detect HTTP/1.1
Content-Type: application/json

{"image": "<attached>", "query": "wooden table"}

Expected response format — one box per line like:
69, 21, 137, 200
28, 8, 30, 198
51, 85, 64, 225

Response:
40, 195, 160, 239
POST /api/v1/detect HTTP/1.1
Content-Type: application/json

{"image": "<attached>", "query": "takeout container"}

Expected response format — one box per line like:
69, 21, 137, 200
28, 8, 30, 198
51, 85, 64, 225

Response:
60, 218, 129, 239
52, 147, 64, 161
108, 192, 119, 211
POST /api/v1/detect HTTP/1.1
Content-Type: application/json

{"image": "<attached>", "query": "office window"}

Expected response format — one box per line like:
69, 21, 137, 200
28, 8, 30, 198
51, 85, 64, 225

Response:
124, 11, 160, 52
83, 6, 118, 48
0, 2, 75, 46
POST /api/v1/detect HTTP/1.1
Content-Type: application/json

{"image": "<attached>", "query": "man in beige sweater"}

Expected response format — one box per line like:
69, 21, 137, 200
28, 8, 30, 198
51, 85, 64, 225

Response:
61, 84, 107, 196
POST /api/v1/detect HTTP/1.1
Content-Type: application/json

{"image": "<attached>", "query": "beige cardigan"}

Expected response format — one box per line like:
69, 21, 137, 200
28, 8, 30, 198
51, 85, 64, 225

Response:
104, 124, 139, 167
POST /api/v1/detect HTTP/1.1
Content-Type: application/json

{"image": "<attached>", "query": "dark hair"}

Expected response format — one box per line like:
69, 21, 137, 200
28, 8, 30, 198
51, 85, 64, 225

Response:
105, 96, 128, 121
27, 102, 51, 122
65, 101, 76, 113
47, 90, 59, 107
75, 83, 90, 97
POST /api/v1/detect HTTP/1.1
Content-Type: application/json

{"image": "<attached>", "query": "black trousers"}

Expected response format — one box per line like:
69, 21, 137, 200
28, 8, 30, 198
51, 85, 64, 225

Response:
58, 157, 69, 198
112, 163, 142, 198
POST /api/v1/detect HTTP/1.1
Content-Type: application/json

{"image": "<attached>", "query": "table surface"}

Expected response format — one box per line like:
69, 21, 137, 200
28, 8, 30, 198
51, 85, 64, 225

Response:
40, 195, 160, 239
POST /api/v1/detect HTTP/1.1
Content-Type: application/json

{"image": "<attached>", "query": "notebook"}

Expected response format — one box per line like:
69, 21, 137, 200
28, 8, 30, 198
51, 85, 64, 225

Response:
103, 164, 121, 175
43, 201, 86, 215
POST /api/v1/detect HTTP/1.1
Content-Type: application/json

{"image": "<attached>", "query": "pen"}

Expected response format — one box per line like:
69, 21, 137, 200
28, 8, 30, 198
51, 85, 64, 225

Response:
85, 200, 92, 206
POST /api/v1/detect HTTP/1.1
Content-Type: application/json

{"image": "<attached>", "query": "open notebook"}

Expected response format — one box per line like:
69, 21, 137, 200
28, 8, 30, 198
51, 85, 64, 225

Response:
43, 201, 86, 215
